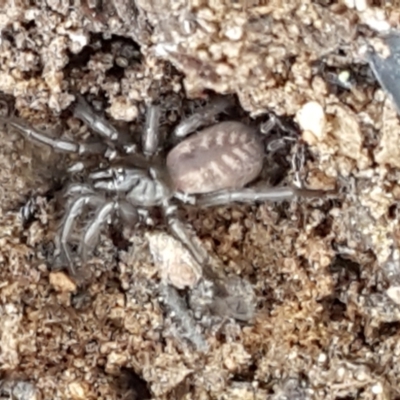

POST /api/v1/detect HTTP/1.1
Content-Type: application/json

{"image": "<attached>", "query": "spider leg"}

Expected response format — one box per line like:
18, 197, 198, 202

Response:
173, 96, 234, 138
73, 95, 126, 143
160, 284, 208, 351
291, 141, 307, 189
142, 104, 161, 157
163, 201, 255, 322
4, 117, 107, 155
79, 201, 116, 262
59, 194, 106, 274
195, 186, 327, 208
163, 203, 210, 268
64, 183, 97, 197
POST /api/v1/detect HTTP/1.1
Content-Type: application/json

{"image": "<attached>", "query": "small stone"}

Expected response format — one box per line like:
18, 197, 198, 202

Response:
49, 271, 77, 293
67, 31, 89, 54
375, 99, 400, 169
221, 343, 251, 372
302, 129, 318, 146
343, 0, 355, 8
295, 101, 326, 141
106, 351, 128, 373
147, 232, 202, 289
12, 381, 37, 400
371, 383, 383, 394
363, 9, 391, 32
386, 286, 400, 305
68, 382, 87, 399
224, 26, 243, 41
107, 97, 138, 122
338, 70, 351, 88
355, 0, 367, 12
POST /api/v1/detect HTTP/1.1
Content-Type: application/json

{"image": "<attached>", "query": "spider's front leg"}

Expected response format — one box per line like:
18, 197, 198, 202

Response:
60, 194, 139, 273
76, 200, 138, 262
73, 95, 130, 145
78, 201, 116, 262
3, 117, 107, 155
58, 193, 106, 274
3, 97, 134, 156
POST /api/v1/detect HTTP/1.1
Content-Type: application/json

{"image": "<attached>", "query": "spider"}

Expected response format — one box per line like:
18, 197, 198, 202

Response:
2, 96, 322, 277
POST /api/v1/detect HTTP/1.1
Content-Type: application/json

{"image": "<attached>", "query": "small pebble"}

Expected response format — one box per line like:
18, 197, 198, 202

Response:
296, 101, 326, 141
49, 271, 77, 293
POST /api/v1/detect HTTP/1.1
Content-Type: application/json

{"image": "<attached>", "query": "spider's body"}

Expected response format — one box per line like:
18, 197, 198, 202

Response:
4, 97, 316, 279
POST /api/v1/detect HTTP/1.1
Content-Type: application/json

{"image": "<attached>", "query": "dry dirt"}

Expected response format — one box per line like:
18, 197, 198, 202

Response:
1, 1, 400, 399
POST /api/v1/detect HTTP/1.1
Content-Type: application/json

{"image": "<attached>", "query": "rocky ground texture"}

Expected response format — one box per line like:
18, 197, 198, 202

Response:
0, 0, 400, 399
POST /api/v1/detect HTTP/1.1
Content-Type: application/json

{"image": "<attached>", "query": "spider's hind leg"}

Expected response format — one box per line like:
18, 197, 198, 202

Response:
195, 185, 328, 208
195, 186, 299, 207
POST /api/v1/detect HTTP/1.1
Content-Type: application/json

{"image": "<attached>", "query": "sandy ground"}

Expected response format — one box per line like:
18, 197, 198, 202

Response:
1, 1, 400, 399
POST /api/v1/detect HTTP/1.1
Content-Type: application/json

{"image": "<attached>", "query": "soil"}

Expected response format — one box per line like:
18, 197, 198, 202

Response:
0, 1, 399, 399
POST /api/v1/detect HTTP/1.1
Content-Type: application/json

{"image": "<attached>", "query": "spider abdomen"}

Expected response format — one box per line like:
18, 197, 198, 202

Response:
166, 121, 264, 194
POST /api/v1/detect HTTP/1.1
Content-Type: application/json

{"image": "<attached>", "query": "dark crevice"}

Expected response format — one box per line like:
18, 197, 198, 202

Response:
105, 367, 151, 400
